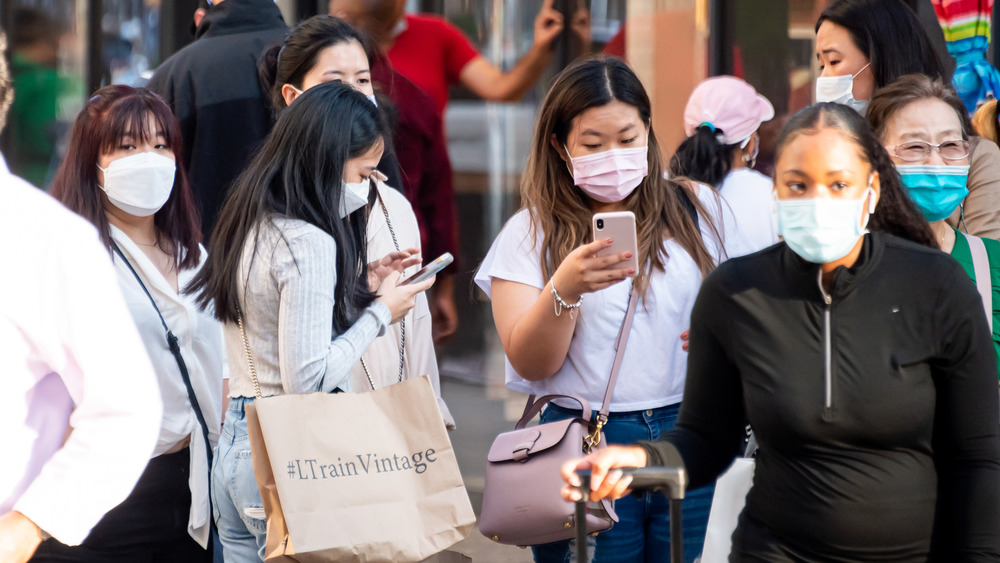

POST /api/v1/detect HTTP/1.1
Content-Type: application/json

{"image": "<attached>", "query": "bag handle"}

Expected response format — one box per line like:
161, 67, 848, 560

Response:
515, 394, 593, 430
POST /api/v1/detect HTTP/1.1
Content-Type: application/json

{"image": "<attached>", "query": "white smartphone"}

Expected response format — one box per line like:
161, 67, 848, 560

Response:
593, 211, 638, 276
400, 253, 454, 285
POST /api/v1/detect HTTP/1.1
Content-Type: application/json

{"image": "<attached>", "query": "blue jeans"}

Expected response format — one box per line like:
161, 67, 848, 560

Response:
532, 403, 713, 563
212, 397, 267, 562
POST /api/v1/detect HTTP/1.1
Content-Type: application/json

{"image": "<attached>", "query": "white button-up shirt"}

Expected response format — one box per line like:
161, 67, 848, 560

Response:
108, 225, 223, 547
0, 155, 162, 545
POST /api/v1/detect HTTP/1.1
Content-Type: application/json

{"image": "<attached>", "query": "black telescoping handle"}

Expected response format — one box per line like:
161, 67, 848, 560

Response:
574, 467, 687, 563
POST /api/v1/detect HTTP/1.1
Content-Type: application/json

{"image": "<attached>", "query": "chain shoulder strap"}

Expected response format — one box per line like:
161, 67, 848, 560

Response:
360, 186, 406, 389
237, 312, 263, 399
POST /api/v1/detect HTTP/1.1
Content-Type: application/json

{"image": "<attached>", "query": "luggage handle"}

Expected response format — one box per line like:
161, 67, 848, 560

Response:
574, 467, 686, 563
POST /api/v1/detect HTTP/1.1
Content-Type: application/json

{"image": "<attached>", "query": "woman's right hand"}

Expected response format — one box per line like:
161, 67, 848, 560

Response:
375, 271, 435, 324
551, 238, 636, 301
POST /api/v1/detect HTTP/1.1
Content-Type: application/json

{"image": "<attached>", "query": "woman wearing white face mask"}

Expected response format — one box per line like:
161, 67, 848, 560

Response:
868, 74, 1000, 377
560, 102, 1000, 561
476, 57, 749, 563
815, 0, 1000, 240
38, 86, 221, 561
258, 15, 455, 427
188, 82, 431, 562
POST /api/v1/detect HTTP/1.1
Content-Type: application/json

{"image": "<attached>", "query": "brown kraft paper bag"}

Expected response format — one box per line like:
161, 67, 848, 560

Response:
245, 375, 475, 562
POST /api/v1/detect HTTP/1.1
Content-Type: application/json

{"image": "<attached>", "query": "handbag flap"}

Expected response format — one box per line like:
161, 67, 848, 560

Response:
487, 418, 583, 463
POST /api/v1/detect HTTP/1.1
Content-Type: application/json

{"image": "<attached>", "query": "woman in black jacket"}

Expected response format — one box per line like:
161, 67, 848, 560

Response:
562, 103, 1000, 561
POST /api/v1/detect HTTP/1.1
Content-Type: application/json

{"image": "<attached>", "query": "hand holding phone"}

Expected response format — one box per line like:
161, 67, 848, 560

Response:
400, 253, 454, 286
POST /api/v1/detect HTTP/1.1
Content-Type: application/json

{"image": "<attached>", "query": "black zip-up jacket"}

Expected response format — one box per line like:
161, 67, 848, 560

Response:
148, 0, 286, 239
640, 232, 1000, 562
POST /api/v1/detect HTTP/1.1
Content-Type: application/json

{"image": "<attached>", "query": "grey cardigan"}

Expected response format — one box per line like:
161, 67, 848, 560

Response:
225, 217, 390, 398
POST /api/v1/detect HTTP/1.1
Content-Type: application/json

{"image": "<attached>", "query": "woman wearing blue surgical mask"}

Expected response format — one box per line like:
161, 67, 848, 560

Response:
37, 86, 220, 562
561, 102, 1000, 561
868, 74, 1000, 378
815, 0, 1000, 240
476, 57, 750, 563
187, 83, 431, 562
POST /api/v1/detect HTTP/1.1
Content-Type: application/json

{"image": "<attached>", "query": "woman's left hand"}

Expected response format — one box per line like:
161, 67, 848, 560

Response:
368, 249, 421, 291
560, 445, 649, 503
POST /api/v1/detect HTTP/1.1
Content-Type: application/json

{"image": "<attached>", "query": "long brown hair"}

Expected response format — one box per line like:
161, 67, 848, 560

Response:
50, 85, 202, 269
522, 57, 722, 294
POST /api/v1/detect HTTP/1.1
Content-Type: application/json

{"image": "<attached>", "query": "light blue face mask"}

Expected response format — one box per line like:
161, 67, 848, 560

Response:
897, 164, 969, 222
777, 187, 876, 264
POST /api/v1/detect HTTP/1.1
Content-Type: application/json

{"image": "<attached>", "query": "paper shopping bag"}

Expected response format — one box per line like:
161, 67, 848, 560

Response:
245, 375, 475, 562
700, 457, 755, 563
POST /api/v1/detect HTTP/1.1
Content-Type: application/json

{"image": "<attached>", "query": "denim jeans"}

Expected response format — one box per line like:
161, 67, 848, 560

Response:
532, 403, 713, 563
212, 397, 267, 562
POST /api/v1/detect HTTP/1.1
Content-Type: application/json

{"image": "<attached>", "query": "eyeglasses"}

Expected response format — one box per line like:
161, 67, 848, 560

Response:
886, 139, 970, 162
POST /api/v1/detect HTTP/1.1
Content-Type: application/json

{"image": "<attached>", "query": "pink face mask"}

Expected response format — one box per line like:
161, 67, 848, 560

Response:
565, 145, 649, 203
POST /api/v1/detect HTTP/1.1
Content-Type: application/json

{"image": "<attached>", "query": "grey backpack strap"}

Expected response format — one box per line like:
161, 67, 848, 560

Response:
963, 232, 993, 333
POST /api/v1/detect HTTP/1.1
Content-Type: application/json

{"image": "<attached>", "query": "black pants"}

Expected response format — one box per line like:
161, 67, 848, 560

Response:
31, 448, 211, 563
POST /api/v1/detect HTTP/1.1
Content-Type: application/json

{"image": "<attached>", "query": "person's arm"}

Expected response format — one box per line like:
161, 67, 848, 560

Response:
275, 230, 431, 394
932, 260, 1000, 558
951, 137, 1000, 239
491, 238, 634, 381
457, 0, 563, 102
12, 228, 161, 547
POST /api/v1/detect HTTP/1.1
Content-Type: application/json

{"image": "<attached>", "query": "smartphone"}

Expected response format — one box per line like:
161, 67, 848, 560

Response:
593, 211, 638, 276
400, 253, 453, 285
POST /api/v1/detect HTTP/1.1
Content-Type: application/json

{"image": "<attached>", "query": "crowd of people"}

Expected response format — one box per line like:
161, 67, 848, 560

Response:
2, 0, 1000, 562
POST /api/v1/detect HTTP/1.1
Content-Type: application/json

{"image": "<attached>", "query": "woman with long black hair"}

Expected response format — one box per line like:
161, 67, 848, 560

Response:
188, 82, 432, 561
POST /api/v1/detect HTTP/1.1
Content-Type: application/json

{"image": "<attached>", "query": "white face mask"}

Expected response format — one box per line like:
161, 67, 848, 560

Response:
815, 63, 871, 115
777, 187, 876, 264
98, 152, 176, 217
340, 178, 371, 218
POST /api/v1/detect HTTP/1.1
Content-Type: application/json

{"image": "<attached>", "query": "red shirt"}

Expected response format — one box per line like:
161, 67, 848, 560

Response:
387, 14, 480, 115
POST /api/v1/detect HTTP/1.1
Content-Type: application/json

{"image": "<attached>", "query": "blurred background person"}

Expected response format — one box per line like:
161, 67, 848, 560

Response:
671, 75, 779, 250
32, 85, 223, 561
815, 0, 1000, 239
0, 29, 162, 563
148, 0, 286, 240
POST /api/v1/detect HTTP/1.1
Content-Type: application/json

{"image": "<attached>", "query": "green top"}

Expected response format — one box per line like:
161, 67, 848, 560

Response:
950, 228, 1000, 380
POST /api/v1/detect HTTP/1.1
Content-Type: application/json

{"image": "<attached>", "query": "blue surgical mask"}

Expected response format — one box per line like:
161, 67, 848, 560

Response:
777, 187, 876, 264
897, 164, 969, 222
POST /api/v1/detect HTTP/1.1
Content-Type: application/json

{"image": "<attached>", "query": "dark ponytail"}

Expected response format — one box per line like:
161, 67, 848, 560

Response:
668, 125, 739, 187
257, 15, 370, 112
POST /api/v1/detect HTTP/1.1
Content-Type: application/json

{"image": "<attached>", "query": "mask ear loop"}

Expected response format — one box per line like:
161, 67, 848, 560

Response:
860, 181, 877, 231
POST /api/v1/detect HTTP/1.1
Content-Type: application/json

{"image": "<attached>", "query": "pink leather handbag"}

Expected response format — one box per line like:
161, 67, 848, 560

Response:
479, 287, 640, 547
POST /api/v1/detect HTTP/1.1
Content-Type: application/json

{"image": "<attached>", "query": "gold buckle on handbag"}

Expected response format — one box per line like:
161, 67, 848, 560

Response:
583, 417, 606, 453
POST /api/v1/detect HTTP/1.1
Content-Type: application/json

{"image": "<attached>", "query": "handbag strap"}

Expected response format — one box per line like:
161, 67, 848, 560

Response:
236, 311, 263, 399
520, 285, 641, 450
964, 232, 993, 333
112, 243, 214, 466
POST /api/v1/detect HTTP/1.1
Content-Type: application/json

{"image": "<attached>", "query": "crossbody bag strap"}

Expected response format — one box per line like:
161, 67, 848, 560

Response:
112, 243, 214, 464
236, 311, 263, 399
964, 232, 993, 333
111, 242, 216, 530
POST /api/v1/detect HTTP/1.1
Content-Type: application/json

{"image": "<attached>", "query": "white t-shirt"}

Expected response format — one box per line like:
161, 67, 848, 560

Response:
716, 168, 779, 250
474, 187, 756, 411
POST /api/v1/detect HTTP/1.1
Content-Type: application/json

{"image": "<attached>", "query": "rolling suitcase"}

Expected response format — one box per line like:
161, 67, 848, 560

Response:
573, 467, 688, 563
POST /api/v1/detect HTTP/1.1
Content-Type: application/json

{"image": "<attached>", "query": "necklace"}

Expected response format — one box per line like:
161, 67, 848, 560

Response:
360, 189, 406, 389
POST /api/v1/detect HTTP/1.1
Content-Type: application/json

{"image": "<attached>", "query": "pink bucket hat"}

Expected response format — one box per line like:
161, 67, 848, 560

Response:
683, 76, 775, 145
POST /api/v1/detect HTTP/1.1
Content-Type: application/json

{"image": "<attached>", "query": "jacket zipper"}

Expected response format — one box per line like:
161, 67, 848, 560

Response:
817, 270, 833, 410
